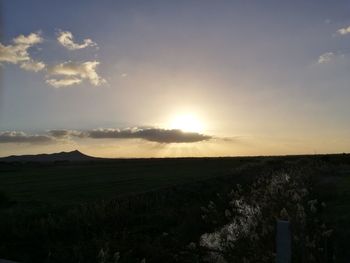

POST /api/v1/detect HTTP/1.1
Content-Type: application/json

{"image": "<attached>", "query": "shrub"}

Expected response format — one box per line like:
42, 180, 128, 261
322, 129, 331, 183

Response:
198, 170, 332, 262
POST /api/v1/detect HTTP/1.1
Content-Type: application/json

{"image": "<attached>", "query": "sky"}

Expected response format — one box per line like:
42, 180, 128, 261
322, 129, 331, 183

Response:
0, 0, 350, 157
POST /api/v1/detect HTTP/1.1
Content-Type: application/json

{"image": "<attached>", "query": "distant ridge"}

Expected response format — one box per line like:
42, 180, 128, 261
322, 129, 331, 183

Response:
0, 150, 96, 162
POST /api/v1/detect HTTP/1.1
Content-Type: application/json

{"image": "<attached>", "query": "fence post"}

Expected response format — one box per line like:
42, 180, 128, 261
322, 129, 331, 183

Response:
276, 220, 291, 263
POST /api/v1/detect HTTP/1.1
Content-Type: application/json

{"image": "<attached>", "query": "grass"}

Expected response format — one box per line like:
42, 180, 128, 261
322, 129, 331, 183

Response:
0, 158, 264, 263
0, 157, 262, 206
0, 154, 349, 262
315, 164, 350, 262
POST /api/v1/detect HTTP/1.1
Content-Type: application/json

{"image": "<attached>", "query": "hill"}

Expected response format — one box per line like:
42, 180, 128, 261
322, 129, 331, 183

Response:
0, 150, 96, 162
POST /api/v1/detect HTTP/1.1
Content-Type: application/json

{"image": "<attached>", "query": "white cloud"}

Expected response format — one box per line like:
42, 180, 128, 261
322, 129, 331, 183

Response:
46, 77, 82, 88
57, 30, 97, 50
318, 52, 334, 64
0, 33, 45, 69
13, 32, 43, 45
0, 43, 30, 63
47, 60, 106, 87
337, 25, 350, 35
0, 31, 106, 88
20, 60, 45, 72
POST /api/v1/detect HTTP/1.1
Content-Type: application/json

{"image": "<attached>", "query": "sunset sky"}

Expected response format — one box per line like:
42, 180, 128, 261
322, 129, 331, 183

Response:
1, 0, 350, 157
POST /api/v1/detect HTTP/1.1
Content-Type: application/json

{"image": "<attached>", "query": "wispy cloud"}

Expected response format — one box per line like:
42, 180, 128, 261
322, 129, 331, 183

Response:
46, 77, 82, 88
20, 60, 46, 72
47, 60, 106, 87
337, 25, 350, 35
57, 30, 97, 50
318, 52, 334, 64
318, 26, 350, 64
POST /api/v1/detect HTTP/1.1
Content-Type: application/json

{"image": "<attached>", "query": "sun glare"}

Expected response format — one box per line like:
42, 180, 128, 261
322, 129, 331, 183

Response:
170, 114, 204, 133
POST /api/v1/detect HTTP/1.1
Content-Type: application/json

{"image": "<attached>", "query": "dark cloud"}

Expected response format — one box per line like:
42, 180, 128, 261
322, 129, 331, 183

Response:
83, 128, 212, 143
0, 128, 212, 144
48, 129, 71, 138
0, 131, 54, 144
48, 129, 83, 138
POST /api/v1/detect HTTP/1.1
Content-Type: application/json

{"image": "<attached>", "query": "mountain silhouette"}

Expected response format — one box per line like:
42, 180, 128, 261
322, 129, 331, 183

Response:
0, 150, 96, 162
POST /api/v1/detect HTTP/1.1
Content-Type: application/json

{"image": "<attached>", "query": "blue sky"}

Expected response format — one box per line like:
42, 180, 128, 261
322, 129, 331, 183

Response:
1, 0, 350, 157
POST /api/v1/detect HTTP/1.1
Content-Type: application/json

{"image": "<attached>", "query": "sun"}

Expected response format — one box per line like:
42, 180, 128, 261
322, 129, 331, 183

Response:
170, 114, 204, 133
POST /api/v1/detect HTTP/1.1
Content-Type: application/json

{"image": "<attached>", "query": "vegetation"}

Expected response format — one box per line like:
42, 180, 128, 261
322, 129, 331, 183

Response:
199, 169, 331, 262
0, 154, 349, 262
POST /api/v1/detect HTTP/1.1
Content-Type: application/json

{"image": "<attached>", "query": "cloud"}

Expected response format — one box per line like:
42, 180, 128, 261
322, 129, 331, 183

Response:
57, 30, 97, 50
13, 33, 43, 46
48, 129, 83, 138
20, 60, 46, 72
82, 128, 212, 143
0, 131, 54, 144
50, 128, 212, 143
0, 31, 105, 88
46, 77, 82, 88
47, 60, 106, 87
48, 130, 71, 138
0, 43, 29, 63
0, 32, 43, 65
337, 25, 350, 35
318, 52, 334, 64
1, 128, 212, 144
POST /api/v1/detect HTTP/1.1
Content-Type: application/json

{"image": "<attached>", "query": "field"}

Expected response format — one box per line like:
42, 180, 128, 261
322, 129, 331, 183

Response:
0, 155, 349, 262
0, 157, 263, 206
